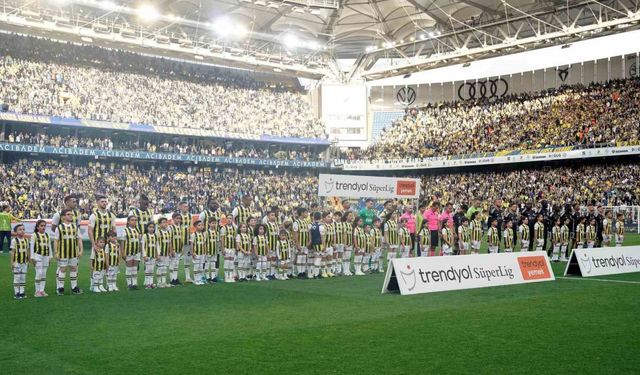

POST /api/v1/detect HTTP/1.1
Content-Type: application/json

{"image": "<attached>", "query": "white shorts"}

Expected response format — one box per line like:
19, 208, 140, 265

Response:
471, 241, 481, 250
193, 254, 205, 264
459, 242, 470, 252
57, 257, 79, 267
33, 253, 51, 267
442, 244, 452, 255
158, 256, 170, 267
325, 247, 334, 257
488, 246, 499, 254
400, 246, 410, 257
344, 246, 353, 254
587, 242, 595, 249
13, 263, 28, 273
126, 253, 141, 262
335, 244, 344, 253
521, 240, 530, 250
553, 245, 560, 253
144, 258, 156, 269
183, 244, 192, 255
224, 248, 236, 259
389, 245, 399, 253
503, 248, 513, 253
603, 235, 611, 244
310, 245, 323, 258
616, 235, 624, 246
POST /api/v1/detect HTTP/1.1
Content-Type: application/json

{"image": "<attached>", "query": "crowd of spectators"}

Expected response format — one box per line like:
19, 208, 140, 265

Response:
343, 78, 640, 161
1, 158, 637, 220
0, 159, 320, 220
0, 130, 323, 161
0, 34, 325, 139
422, 163, 639, 209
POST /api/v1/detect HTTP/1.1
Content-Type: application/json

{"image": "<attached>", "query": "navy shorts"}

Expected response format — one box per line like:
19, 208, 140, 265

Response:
430, 230, 439, 247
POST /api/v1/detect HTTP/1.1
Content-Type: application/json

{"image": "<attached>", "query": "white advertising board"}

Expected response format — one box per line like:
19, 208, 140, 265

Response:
382, 252, 555, 295
318, 174, 421, 199
564, 246, 640, 277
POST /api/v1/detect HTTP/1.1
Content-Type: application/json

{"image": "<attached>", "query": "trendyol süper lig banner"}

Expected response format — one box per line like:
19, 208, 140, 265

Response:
564, 246, 640, 277
382, 251, 555, 295
318, 174, 421, 199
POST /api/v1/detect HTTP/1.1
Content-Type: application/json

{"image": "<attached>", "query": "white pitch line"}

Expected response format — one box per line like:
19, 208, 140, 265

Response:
557, 276, 640, 284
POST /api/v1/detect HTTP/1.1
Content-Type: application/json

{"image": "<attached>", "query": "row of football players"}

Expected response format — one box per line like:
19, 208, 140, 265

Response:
9, 206, 626, 299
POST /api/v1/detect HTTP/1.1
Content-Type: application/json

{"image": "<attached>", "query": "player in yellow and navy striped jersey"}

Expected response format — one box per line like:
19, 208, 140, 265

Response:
10, 224, 29, 299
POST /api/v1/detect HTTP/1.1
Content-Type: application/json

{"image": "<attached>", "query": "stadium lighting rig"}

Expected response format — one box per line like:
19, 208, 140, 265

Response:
0, 0, 330, 79
351, 0, 640, 81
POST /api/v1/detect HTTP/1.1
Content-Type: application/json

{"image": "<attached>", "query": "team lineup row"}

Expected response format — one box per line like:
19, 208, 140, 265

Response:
8, 196, 627, 299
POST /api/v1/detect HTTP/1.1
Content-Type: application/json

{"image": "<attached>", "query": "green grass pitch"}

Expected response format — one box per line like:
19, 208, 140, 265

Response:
1, 235, 639, 374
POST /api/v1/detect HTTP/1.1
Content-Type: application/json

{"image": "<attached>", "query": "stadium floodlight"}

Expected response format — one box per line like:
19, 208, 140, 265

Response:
213, 17, 248, 39
100, 0, 117, 10
419, 34, 426, 40
283, 33, 299, 49
137, 4, 159, 22
236, 24, 249, 38
428, 32, 434, 38
212, 16, 232, 37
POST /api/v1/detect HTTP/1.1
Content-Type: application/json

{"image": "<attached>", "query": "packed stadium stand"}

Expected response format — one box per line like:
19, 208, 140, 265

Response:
343, 78, 640, 161
0, 34, 326, 139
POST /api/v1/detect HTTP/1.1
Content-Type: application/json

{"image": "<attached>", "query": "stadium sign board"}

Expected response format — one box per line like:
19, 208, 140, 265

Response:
564, 246, 640, 277
318, 174, 420, 199
382, 252, 555, 295
0, 142, 330, 168
341, 145, 640, 171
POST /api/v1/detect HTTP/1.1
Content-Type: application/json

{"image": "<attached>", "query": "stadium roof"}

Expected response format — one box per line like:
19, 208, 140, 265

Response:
1, 0, 639, 80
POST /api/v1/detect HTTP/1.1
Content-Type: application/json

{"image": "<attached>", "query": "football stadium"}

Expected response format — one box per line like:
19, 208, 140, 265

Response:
0, 0, 639, 373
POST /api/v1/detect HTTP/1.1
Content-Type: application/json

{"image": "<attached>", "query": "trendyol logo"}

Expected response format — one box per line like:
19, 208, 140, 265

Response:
396, 180, 416, 196
326, 179, 394, 194
324, 178, 335, 194
579, 253, 592, 274
517, 256, 552, 280
398, 264, 417, 291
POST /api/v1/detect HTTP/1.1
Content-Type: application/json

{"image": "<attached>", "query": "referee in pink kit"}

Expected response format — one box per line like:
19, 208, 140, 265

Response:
423, 202, 441, 256
400, 204, 417, 255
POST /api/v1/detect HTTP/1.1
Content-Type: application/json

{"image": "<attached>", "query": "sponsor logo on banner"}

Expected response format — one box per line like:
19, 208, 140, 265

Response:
397, 264, 417, 291
382, 251, 554, 295
318, 174, 420, 199
341, 145, 640, 171
396, 180, 417, 196
564, 246, 640, 277
0, 142, 329, 168
518, 256, 552, 280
